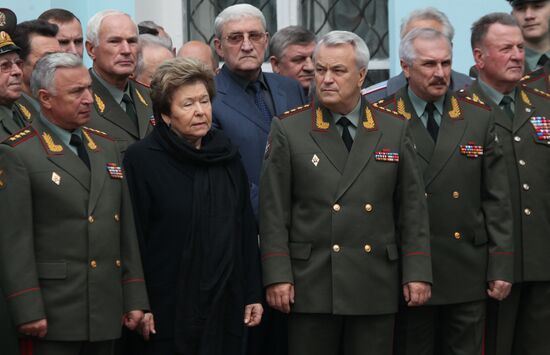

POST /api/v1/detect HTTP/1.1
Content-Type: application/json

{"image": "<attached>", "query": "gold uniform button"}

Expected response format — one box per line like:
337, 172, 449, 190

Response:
90, 260, 97, 269
452, 191, 460, 199
114, 214, 120, 222
332, 244, 341, 252
454, 232, 461, 240
425, 192, 428, 198
524, 208, 532, 216
115, 260, 121, 268
514, 136, 521, 142
519, 160, 526, 166
523, 184, 530, 191
364, 244, 372, 253
333, 204, 341, 212
88, 215, 95, 223
365, 204, 373, 212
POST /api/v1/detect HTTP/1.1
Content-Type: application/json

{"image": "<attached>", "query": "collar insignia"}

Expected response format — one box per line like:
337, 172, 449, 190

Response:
94, 94, 105, 113
135, 89, 148, 106
315, 107, 330, 130
82, 130, 98, 151
41, 132, 63, 153
363, 106, 377, 130
521, 90, 532, 106
397, 98, 411, 120
17, 103, 32, 121
448, 96, 462, 119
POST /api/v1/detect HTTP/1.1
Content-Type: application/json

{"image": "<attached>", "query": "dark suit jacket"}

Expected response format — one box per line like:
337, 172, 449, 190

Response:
363, 70, 473, 103
376, 87, 514, 305
212, 66, 307, 214
0, 119, 149, 341
87, 71, 154, 156
260, 97, 432, 315
467, 80, 550, 282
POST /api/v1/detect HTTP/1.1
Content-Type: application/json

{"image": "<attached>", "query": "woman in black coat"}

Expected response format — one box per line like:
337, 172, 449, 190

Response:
123, 57, 263, 355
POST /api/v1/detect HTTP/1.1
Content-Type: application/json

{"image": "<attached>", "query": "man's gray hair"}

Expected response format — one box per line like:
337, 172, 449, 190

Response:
31, 52, 83, 97
214, 4, 266, 38
270, 26, 316, 59
86, 9, 137, 47
135, 34, 174, 78
400, 7, 455, 41
138, 20, 173, 49
399, 27, 451, 65
313, 30, 370, 70
470, 13, 519, 50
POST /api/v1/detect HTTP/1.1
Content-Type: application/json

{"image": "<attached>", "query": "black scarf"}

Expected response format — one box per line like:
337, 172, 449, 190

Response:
153, 121, 240, 355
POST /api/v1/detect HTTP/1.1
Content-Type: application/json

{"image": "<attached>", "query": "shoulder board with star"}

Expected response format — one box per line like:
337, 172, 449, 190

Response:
520, 67, 545, 84
370, 100, 404, 120
3, 127, 37, 147
278, 103, 311, 120
520, 84, 550, 99
455, 89, 491, 111
83, 126, 113, 141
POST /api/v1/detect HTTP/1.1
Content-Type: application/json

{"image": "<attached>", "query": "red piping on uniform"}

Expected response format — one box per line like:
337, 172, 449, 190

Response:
6, 287, 40, 300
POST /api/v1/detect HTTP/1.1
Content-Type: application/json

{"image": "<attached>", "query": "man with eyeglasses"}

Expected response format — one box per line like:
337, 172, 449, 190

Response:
0, 9, 27, 355
212, 5, 306, 355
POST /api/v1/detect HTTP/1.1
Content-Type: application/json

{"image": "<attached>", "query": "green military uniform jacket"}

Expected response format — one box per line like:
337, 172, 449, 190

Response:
521, 66, 550, 93
86, 71, 154, 155
467, 80, 550, 283
0, 104, 24, 141
0, 118, 149, 341
259, 97, 432, 315
374, 87, 514, 305
13, 92, 39, 126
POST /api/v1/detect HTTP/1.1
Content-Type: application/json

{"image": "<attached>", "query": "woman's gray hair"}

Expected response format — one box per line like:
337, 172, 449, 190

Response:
313, 30, 370, 70
86, 9, 137, 47
400, 7, 455, 41
400, 27, 451, 65
150, 57, 216, 119
214, 4, 266, 38
31, 52, 83, 97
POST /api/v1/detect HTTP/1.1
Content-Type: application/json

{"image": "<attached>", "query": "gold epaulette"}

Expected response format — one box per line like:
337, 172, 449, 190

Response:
521, 67, 544, 83
279, 103, 311, 119
4, 127, 36, 147
371, 101, 404, 120
521, 84, 550, 99
83, 126, 112, 140
374, 95, 396, 108
456, 89, 491, 111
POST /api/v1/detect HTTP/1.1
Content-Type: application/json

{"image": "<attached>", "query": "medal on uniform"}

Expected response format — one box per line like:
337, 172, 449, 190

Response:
106, 163, 124, 179
149, 115, 156, 127
311, 154, 320, 167
459, 142, 483, 158
51, 172, 61, 185
375, 149, 399, 162
531, 117, 550, 140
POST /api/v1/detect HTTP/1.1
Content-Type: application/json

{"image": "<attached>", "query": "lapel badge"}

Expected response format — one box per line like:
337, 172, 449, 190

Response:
94, 94, 105, 113
311, 154, 320, 167
149, 115, 156, 126
106, 163, 124, 179
531, 117, 550, 140
51, 172, 61, 185
135, 88, 148, 106
460, 141, 484, 158
375, 149, 399, 162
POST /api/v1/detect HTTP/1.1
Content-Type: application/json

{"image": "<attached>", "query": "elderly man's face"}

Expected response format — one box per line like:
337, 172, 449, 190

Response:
271, 42, 316, 90
475, 24, 524, 91
314, 43, 366, 113
402, 36, 452, 102
512, 0, 550, 42
50, 18, 84, 58
21, 35, 60, 87
214, 17, 268, 79
40, 65, 93, 130
136, 45, 174, 86
87, 14, 138, 82
0, 52, 23, 106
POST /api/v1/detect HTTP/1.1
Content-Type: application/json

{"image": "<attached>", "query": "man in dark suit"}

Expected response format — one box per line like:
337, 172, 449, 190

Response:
467, 13, 550, 355
260, 30, 432, 355
0, 52, 148, 355
212, 4, 307, 216
85, 10, 154, 155
374, 27, 514, 355
363, 7, 471, 103
12, 19, 60, 125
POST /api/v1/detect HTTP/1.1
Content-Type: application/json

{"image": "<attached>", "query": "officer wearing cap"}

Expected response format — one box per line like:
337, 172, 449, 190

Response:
0, 8, 25, 355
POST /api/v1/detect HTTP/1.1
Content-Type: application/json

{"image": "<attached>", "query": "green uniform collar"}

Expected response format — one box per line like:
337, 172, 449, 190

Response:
407, 86, 444, 127
39, 114, 83, 155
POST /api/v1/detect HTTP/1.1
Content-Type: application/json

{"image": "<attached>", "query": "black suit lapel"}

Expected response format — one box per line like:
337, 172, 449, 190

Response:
424, 94, 467, 186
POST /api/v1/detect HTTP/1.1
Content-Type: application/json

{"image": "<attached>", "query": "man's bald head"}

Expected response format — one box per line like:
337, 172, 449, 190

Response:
177, 41, 218, 73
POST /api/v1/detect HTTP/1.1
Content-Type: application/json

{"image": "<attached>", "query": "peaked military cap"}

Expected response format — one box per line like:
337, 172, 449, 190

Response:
0, 8, 20, 55
508, 0, 548, 6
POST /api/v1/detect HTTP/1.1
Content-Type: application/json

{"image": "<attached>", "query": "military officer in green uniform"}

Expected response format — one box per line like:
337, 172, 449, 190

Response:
259, 30, 432, 355
0, 8, 25, 355
468, 13, 550, 355
85, 10, 154, 156
0, 52, 148, 355
374, 27, 514, 355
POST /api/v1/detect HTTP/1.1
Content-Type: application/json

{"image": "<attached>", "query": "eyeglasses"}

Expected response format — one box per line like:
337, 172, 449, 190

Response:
223, 32, 267, 46
0, 58, 23, 73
